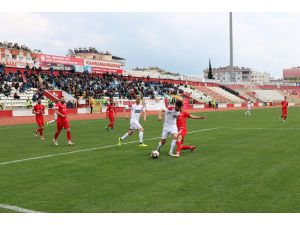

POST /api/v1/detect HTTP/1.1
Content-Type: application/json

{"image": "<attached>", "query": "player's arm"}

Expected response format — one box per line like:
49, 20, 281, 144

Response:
55, 108, 65, 118
190, 114, 208, 120
124, 105, 130, 119
106, 108, 109, 119
143, 108, 147, 122
158, 109, 165, 121
42, 106, 45, 115
32, 107, 36, 115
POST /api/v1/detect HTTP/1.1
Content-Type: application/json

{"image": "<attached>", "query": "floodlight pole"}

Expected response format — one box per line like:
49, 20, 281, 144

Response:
229, 12, 233, 80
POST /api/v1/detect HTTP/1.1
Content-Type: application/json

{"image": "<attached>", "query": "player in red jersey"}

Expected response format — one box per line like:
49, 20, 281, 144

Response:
53, 96, 74, 146
174, 111, 207, 157
280, 96, 288, 122
32, 98, 45, 139
106, 98, 116, 132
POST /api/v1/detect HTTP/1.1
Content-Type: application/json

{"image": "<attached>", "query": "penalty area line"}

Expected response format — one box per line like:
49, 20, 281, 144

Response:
0, 204, 43, 213
0, 127, 220, 166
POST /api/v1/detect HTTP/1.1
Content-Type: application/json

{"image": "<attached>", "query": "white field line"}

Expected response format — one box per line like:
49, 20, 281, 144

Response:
0, 127, 220, 166
0, 204, 42, 213
222, 127, 300, 131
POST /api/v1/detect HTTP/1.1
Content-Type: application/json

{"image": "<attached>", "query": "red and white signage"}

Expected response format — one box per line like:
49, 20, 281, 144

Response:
37, 54, 84, 66
47, 90, 63, 99
92, 67, 123, 74
1, 58, 34, 68
84, 59, 122, 69
84, 59, 123, 74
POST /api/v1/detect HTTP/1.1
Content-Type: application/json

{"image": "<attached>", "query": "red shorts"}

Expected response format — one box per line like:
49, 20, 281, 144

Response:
109, 115, 115, 122
178, 128, 188, 143
57, 118, 70, 130
282, 109, 287, 116
36, 116, 44, 127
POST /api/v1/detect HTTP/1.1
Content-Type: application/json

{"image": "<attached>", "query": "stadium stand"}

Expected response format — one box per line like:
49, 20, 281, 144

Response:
254, 90, 284, 102
208, 86, 246, 103
179, 85, 213, 103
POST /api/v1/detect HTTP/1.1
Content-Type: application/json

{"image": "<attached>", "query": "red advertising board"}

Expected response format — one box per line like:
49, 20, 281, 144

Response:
37, 54, 84, 66
92, 67, 123, 74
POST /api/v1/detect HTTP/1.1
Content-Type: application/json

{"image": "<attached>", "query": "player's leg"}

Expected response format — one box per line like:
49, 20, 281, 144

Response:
48, 113, 57, 125
176, 133, 182, 156
137, 124, 148, 147
66, 128, 74, 145
157, 128, 169, 152
47, 119, 56, 125
53, 128, 61, 145
39, 118, 45, 139
119, 129, 134, 145
157, 138, 166, 152
109, 116, 115, 131
283, 111, 287, 121
63, 119, 73, 145
53, 119, 63, 145
169, 132, 178, 156
180, 134, 196, 151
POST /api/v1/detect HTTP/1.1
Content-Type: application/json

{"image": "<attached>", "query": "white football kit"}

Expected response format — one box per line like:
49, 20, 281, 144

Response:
161, 106, 180, 139
128, 103, 145, 130
247, 101, 252, 110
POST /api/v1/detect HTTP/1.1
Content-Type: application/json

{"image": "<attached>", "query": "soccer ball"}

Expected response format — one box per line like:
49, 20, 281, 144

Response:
151, 150, 160, 159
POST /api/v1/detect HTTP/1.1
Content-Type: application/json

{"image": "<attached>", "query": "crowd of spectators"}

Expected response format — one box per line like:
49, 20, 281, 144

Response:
41, 71, 179, 100
0, 65, 45, 101
1, 68, 180, 109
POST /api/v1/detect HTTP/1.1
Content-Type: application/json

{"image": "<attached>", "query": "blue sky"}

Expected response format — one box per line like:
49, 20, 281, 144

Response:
1, 12, 300, 78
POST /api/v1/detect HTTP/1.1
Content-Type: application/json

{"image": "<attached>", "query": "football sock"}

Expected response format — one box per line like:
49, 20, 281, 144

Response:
121, 133, 129, 141
67, 131, 71, 141
139, 131, 144, 144
176, 141, 182, 155
39, 128, 43, 137
181, 145, 193, 150
169, 139, 177, 155
157, 142, 162, 152
54, 129, 61, 140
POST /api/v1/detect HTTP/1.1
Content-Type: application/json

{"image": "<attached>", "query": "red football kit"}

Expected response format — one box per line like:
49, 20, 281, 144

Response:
54, 102, 72, 142
34, 104, 45, 127
56, 102, 70, 129
177, 111, 191, 142
176, 111, 195, 155
33, 103, 45, 138
281, 100, 288, 120
106, 104, 116, 129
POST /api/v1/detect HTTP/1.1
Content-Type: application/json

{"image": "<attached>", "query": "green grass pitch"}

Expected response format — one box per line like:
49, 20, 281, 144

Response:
0, 107, 299, 212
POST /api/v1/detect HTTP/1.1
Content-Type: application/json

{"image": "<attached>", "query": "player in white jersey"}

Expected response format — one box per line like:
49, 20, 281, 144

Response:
156, 100, 183, 156
245, 100, 252, 116
118, 95, 148, 147
47, 100, 60, 125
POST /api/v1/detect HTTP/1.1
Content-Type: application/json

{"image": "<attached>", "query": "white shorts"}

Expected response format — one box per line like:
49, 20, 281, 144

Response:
161, 125, 178, 139
130, 120, 143, 130
54, 113, 58, 120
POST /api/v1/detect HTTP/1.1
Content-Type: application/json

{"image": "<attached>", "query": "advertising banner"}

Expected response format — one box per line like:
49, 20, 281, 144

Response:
1, 58, 34, 68
84, 59, 122, 69
91, 67, 123, 74
37, 54, 84, 66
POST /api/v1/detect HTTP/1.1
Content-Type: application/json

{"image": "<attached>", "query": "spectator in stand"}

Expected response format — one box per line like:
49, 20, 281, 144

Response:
66, 100, 73, 108
13, 92, 20, 99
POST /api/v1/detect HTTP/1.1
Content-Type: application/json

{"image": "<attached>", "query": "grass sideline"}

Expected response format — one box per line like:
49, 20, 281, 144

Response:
0, 107, 299, 212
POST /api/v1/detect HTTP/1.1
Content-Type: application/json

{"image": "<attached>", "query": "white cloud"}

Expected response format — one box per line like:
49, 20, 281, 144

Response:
1, 12, 300, 78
